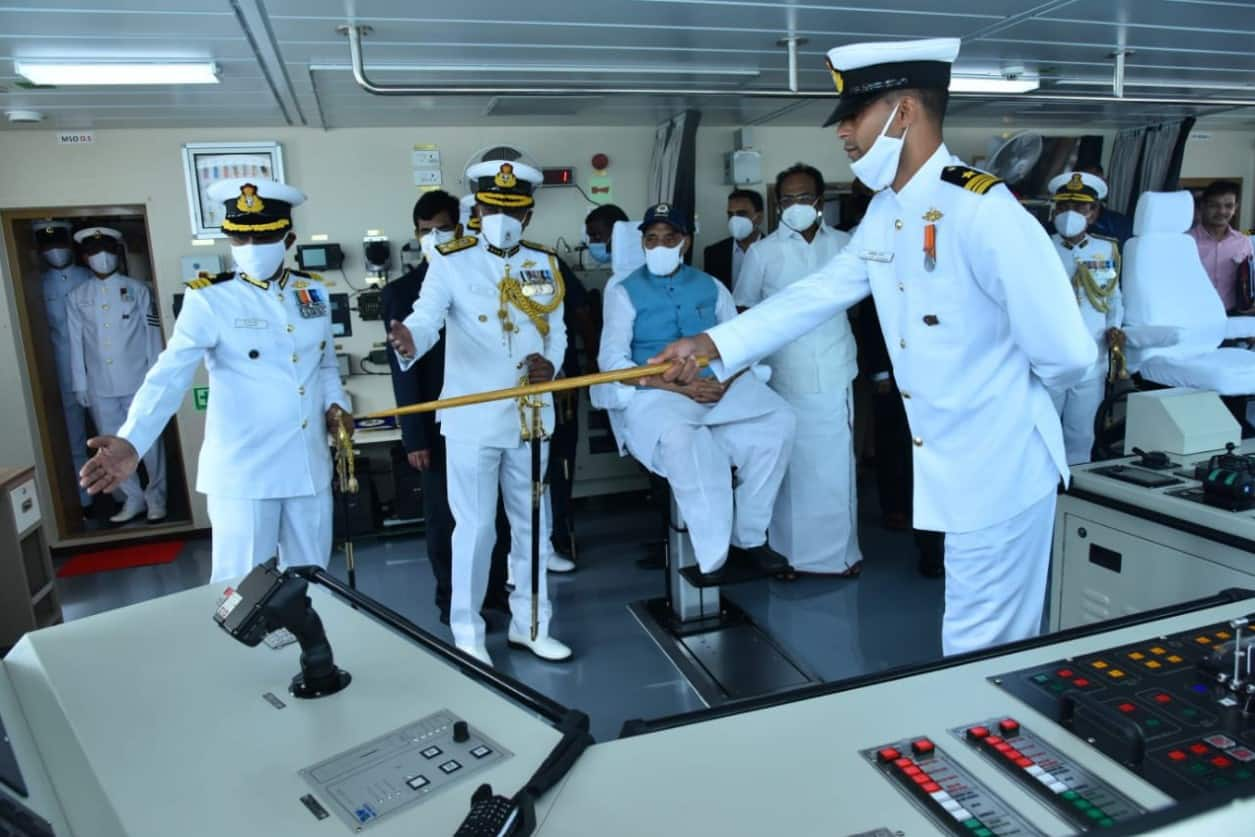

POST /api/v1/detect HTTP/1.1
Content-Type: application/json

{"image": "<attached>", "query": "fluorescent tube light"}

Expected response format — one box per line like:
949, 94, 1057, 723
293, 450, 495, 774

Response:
15, 61, 219, 86
950, 76, 1040, 94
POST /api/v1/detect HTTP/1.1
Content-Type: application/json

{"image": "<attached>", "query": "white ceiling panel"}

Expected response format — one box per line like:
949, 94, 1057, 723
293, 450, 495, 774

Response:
0, 0, 1251, 131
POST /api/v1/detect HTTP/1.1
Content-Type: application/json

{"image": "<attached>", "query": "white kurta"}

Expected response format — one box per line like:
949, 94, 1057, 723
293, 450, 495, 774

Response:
599, 269, 795, 572
1047, 233, 1124, 465
707, 144, 1095, 653
400, 237, 567, 650
736, 223, 861, 572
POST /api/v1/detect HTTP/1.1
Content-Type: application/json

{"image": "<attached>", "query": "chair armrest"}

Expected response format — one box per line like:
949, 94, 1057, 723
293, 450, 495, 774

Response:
1121, 325, 1182, 349
1225, 316, 1255, 340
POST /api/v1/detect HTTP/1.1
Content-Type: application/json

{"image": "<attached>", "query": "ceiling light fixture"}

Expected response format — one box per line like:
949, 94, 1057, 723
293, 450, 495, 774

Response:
949, 76, 1040, 94
14, 61, 220, 86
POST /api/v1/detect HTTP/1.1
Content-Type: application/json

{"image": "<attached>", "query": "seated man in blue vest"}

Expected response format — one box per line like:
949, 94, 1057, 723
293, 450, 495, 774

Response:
598, 202, 796, 582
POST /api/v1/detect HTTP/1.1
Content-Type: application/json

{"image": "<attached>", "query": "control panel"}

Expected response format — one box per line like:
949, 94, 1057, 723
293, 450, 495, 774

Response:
299, 710, 511, 832
864, 737, 1044, 836
952, 718, 1144, 829
993, 614, 1254, 801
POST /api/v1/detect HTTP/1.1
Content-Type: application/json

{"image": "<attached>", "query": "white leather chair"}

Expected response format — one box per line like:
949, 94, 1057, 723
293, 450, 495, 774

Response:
1122, 190, 1255, 394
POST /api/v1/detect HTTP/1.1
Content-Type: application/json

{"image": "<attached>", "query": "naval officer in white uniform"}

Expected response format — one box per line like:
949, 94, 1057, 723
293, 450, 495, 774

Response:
1046, 171, 1124, 466
652, 38, 1095, 655
79, 179, 352, 582
735, 163, 862, 577
66, 226, 167, 524
388, 160, 572, 666
600, 202, 795, 582
35, 220, 94, 510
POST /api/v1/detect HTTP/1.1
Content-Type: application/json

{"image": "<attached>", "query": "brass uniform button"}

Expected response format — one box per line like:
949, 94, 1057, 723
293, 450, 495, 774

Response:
319, 341, 326, 350
301, 419, 308, 429
102, 304, 109, 311
479, 314, 488, 322
291, 353, 299, 363
298, 386, 305, 396
894, 219, 903, 230
913, 437, 924, 447
899, 338, 906, 349
106, 359, 113, 365
286, 324, 295, 333
898, 284, 905, 292
278, 293, 284, 301
901, 391, 911, 399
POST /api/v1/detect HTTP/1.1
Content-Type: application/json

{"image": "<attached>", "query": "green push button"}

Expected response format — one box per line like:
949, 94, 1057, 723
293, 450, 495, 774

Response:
974, 829, 993, 837
1144, 718, 1161, 729
1087, 808, 1105, 820
1032, 673, 1051, 684
1074, 799, 1092, 810
1099, 818, 1115, 828
1189, 763, 1212, 776
1061, 790, 1080, 801
1049, 682, 1066, 693
964, 820, 982, 831
1236, 770, 1252, 780
1212, 777, 1232, 788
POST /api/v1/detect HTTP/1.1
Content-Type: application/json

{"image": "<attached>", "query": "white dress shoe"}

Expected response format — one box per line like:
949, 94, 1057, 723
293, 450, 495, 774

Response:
109, 498, 147, 524
507, 631, 572, 662
455, 643, 493, 667
146, 504, 167, 523
547, 555, 575, 573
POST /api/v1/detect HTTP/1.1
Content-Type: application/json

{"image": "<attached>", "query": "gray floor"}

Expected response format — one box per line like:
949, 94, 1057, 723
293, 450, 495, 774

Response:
57, 488, 944, 742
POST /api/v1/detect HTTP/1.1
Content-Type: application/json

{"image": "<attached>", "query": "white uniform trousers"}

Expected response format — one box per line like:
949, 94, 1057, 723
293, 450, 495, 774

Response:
90, 394, 166, 509
60, 388, 91, 506
205, 486, 333, 584
629, 392, 795, 573
446, 437, 553, 649
770, 387, 862, 573
942, 489, 1056, 656
1049, 377, 1105, 466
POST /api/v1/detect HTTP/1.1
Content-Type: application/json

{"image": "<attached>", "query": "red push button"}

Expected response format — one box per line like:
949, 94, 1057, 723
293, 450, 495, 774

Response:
1212, 756, 1233, 769
912, 773, 931, 785
904, 766, 922, 777
1168, 750, 1188, 762
994, 742, 1012, 753
894, 757, 913, 769
1016, 757, 1034, 768
984, 735, 1004, 747
1153, 693, 1172, 704
878, 747, 902, 764
999, 718, 1021, 736
967, 726, 990, 741
922, 782, 941, 794
1005, 749, 1024, 761
1073, 678, 1091, 688
912, 738, 936, 756
1057, 668, 1074, 678
1117, 702, 1137, 713
1190, 743, 1210, 756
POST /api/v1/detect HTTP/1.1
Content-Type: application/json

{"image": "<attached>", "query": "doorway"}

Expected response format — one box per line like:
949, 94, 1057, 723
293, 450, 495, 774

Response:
1, 205, 192, 543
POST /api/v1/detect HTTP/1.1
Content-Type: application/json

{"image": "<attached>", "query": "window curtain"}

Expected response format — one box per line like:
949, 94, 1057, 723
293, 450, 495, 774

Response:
647, 109, 702, 215
1106, 118, 1196, 215
1105, 129, 1143, 215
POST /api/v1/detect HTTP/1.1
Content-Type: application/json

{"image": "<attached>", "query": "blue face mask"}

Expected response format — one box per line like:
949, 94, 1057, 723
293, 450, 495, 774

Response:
588, 241, 611, 264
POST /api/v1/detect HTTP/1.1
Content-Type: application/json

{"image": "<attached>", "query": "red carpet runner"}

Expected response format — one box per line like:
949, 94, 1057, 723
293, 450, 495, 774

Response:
56, 540, 185, 578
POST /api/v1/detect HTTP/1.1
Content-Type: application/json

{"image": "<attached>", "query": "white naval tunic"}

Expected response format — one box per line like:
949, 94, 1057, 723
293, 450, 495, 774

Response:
400, 237, 567, 649
600, 269, 795, 573
735, 223, 861, 572
1048, 233, 1124, 465
66, 272, 166, 510
42, 264, 93, 504
117, 270, 349, 581
707, 144, 1095, 653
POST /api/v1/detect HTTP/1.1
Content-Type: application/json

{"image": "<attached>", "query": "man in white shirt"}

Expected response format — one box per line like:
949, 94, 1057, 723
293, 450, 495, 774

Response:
735, 163, 861, 577
651, 38, 1093, 655
67, 227, 167, 524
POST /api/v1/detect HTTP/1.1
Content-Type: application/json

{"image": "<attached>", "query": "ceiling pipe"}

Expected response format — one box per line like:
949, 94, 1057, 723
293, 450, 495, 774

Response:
337, 24, 1255, 110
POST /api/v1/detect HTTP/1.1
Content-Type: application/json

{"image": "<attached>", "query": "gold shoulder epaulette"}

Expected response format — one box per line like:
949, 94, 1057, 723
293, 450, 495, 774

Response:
941, 165, 1003, 195
185, 271, 233, 290
1089, 232, 1118, 244
521, 239, 557, 256
437, 235, 477, 256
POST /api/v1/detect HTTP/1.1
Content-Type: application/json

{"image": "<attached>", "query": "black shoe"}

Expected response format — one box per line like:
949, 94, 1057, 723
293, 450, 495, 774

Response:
732, 544, 790, 574
693, 564, 726, 586
552, 536, 573, 557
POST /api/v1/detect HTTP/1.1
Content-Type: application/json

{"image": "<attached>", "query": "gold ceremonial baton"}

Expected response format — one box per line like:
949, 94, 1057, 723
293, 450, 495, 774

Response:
360, 357, 711, 420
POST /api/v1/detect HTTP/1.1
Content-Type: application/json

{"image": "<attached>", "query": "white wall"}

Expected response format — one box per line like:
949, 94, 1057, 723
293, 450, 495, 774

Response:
2, 121, 1252, 543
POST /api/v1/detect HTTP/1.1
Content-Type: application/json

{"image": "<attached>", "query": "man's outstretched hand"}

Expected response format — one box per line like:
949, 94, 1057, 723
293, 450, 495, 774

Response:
388, 319, 416, 359
647, 332, 718, 385
79, 436, 139, 496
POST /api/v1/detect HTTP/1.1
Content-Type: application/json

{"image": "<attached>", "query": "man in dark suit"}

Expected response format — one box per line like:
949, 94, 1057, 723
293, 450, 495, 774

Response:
856, 298, 945, 578
703, 188, 764, 291
383, 190, 509, 623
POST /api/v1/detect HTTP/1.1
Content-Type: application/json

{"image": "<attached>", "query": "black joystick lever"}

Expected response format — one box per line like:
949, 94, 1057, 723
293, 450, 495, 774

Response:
1131, 447, 1170, 469
454, 720, 470, 743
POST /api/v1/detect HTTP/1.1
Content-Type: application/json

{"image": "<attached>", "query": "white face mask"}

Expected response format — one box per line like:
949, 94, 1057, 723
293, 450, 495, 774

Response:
727, 215, 755, 241
480, 213, 524, 250
781, 204, 819, 232
42, 247, 72, 268
419, 228, 456, 261
87, 251, 118, 275
645, 243, 684, 276
1054, 209, 1088, 239
231, 240, 287, 281
849, 101, 907, 192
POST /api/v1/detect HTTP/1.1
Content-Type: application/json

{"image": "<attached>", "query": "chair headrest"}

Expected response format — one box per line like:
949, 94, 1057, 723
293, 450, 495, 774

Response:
611, 220, 645, 276
1133, 190, 1194, 236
